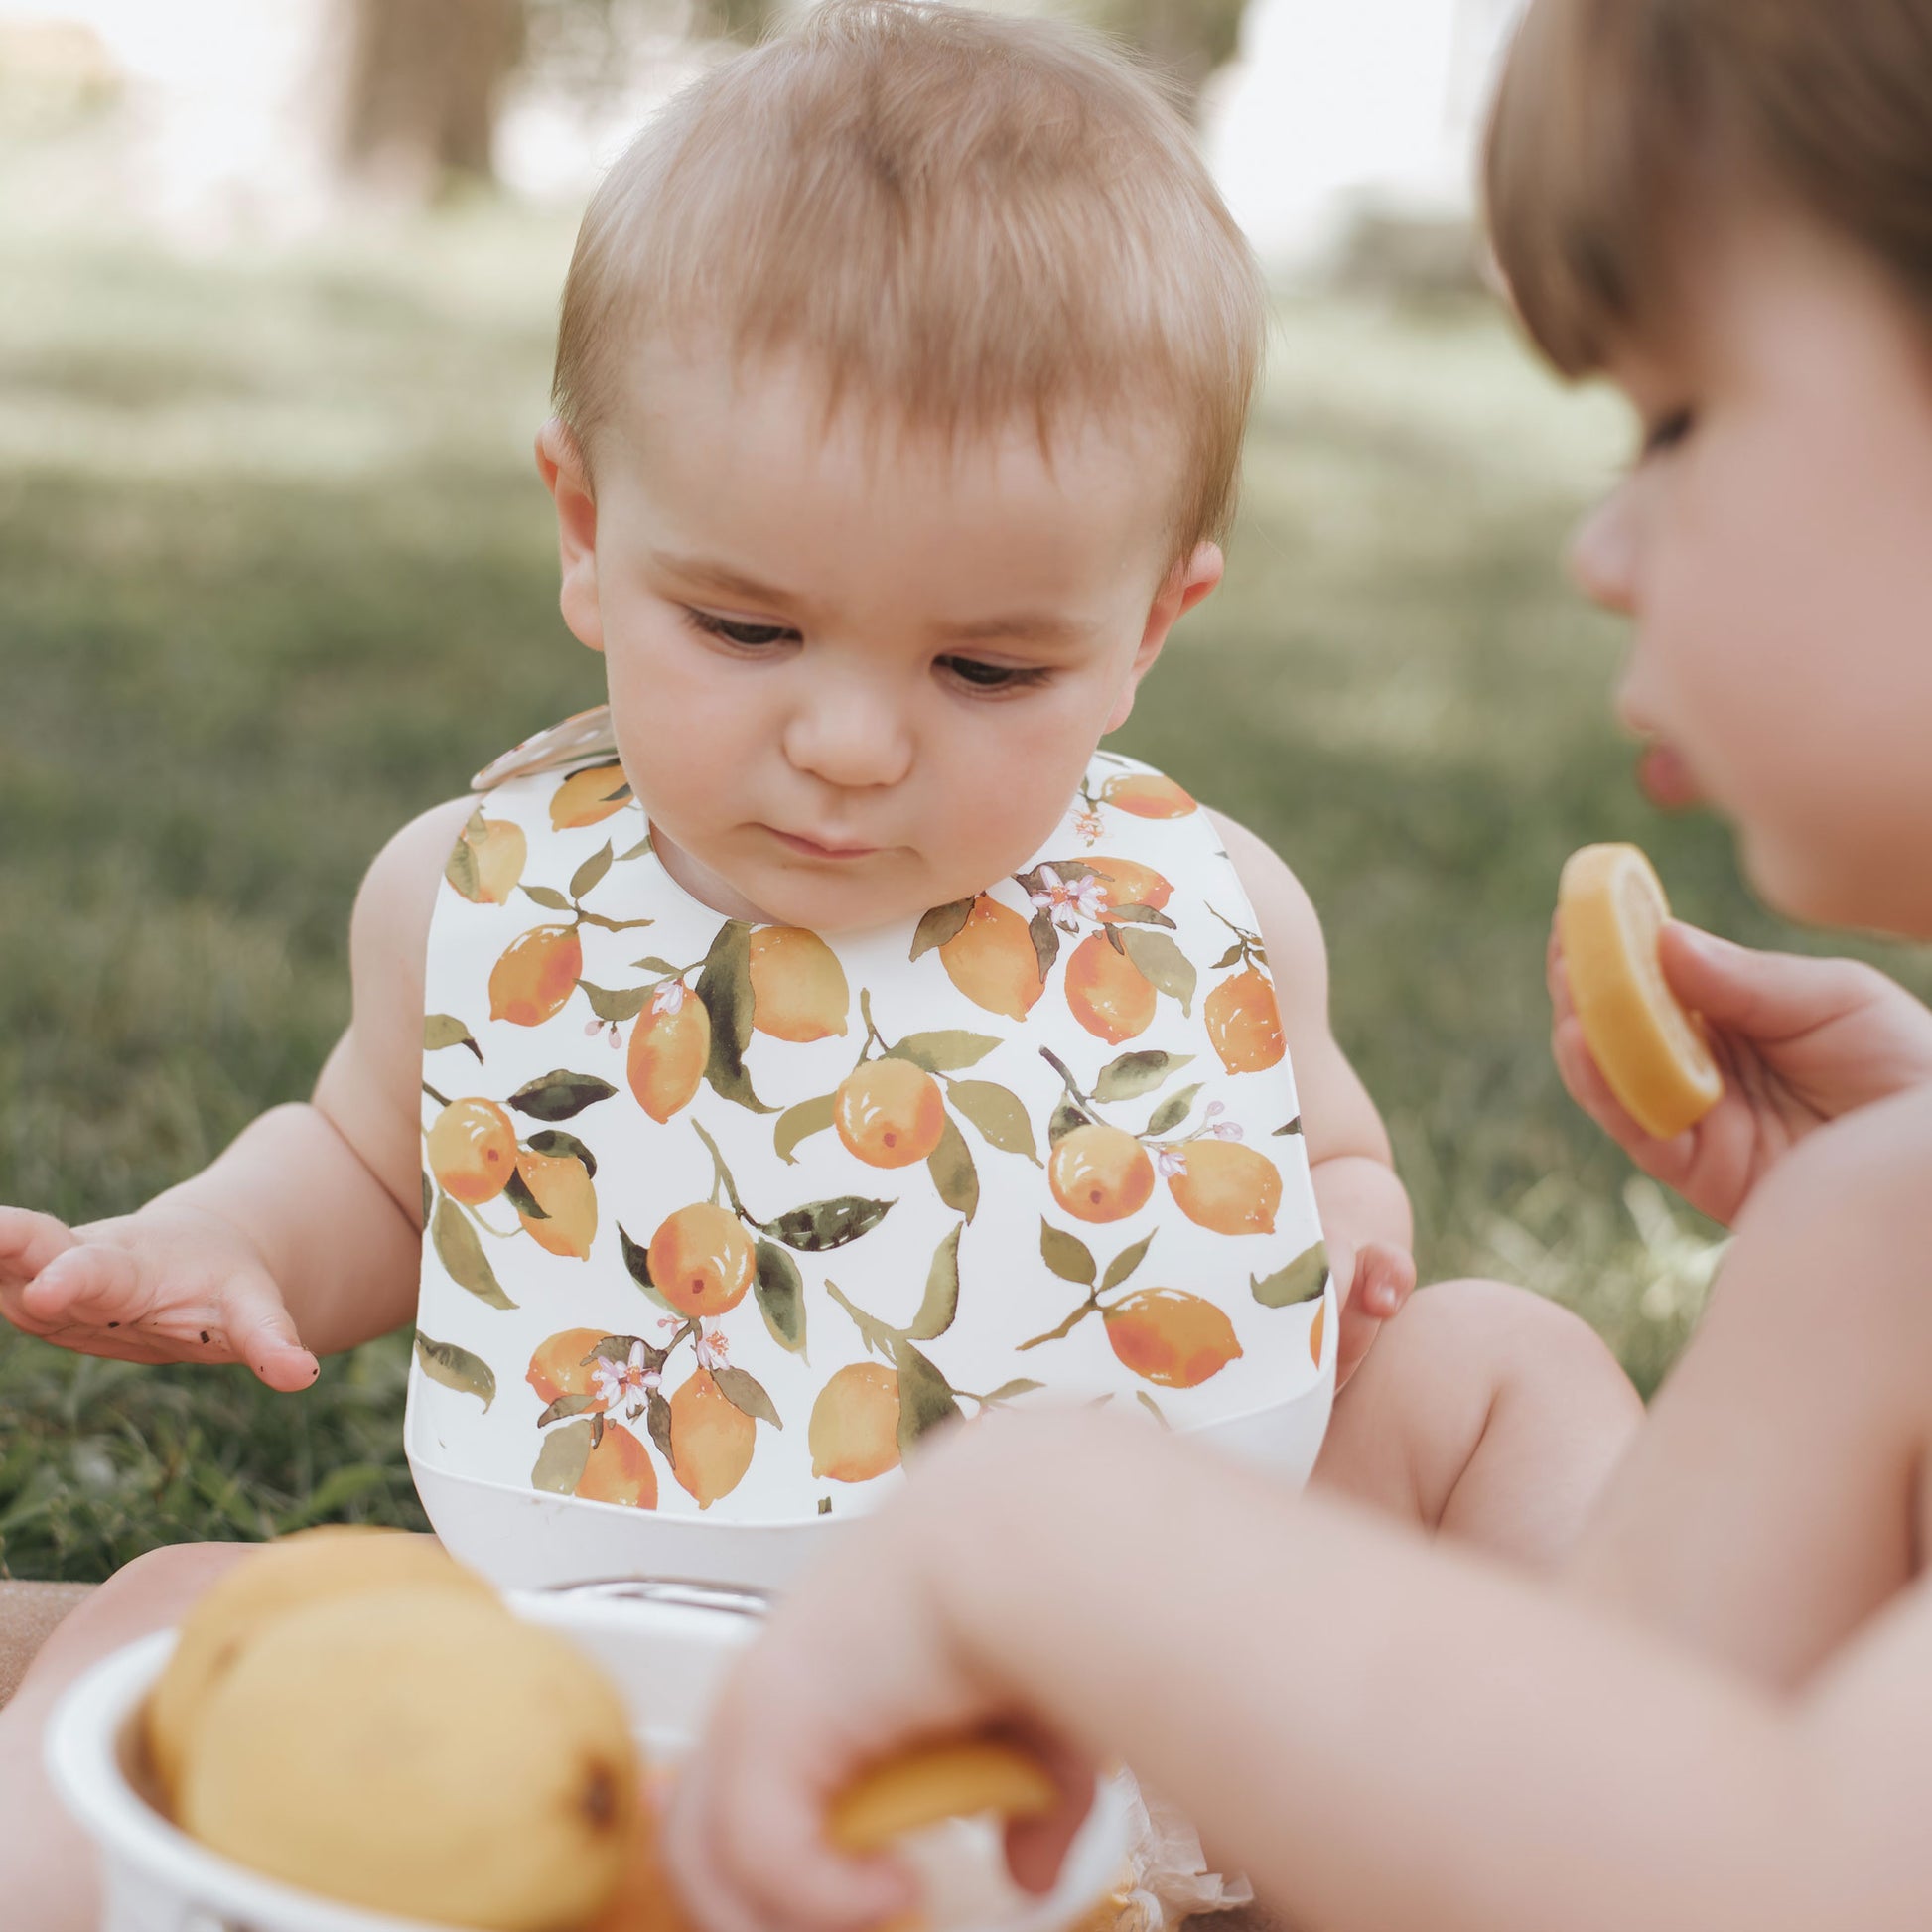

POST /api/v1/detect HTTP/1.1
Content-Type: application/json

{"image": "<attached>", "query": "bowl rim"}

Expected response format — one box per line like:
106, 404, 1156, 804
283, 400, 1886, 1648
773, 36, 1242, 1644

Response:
46, 1596, 1133, 1932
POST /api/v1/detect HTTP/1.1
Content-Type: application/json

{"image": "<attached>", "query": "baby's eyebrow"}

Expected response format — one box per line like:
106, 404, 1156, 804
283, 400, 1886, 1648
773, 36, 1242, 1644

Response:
933, 613, 1098, 649
649, 551, 795, 608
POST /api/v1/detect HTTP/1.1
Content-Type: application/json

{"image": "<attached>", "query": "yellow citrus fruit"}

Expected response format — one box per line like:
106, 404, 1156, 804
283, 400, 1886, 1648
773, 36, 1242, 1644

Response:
809, 1363, 902, 1483
1204, 968, 1286, 1074
647, 1203, 755, 1318
1103, 1287, 1243, 1388
550, 761, 632, 831
1308, 1299, 1326, 1368
669, 1370, 755, 1509
144, 1528, 495, 1808
939, 897, 1044, 1021
1063, 933, 1157, 1044
451, 818, 527, 905
1047, 1123, 1155, 1224
575, 1423, 659, 1510
1101, 772, 1195, 819
828, 1741, 1058, 1853
1557, 843, 1724, 1140
514, 1151, 598, 1261
178, 1587, 634, 1932
748, 927, 850, 1041
526, 1327, 610, 1407
1166, 1141, 1281, 1235
1088, 857, 1173, 924
834, 1057, 947, 1168
427, 1098, 518, 1205
626, 995, 710, 1124
488, 924, 583, 1028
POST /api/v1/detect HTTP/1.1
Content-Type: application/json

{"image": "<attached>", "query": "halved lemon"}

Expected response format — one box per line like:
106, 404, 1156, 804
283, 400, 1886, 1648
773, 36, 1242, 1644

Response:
828, 1740, 1058, 1854
1557, 844, 1724, 1140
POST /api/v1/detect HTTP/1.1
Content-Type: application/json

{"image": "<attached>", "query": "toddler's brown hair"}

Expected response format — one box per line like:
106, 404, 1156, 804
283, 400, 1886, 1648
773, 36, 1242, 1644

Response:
554, 0, 1265, 556
1486, 0, 1932, 376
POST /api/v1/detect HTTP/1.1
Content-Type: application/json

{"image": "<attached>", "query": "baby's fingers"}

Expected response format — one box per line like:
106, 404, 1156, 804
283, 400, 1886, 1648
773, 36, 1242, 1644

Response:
13, 1238, 152, 1332
221, 1272, 320, 1391
0, 1207, 78, 1293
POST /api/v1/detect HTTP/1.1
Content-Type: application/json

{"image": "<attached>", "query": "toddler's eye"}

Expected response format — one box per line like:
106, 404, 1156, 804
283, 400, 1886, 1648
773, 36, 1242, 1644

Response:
938, 655, 1048, 692
1638, 408, 1695, 461
685, 609, 797, 648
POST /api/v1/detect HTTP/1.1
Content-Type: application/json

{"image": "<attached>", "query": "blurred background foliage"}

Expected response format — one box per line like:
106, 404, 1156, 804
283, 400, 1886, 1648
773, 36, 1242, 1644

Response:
4, 0, 1928, 1579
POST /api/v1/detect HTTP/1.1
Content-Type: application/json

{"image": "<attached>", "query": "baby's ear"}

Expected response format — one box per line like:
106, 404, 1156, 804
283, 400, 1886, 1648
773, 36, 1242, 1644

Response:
536, 417, 604, 653
1106, 542, 1224, 731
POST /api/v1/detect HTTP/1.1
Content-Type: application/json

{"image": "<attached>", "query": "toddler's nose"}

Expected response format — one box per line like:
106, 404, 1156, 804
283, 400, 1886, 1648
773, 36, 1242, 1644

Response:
1568, 483, 1638, 617
782, 681, 914, 791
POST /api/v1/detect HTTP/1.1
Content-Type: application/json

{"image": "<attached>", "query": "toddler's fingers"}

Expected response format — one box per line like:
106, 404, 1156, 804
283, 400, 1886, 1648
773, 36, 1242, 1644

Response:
1003, 1729, 1098, 1894
221, 1272, 320, 1391
1660, 923, 1893, 1043
15, 1240, 151, 1330
0, 1207, 78, 1290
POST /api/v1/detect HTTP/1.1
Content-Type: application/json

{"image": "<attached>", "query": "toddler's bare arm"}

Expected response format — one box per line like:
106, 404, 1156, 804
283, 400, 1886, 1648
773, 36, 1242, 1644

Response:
0, 798, 471, 1383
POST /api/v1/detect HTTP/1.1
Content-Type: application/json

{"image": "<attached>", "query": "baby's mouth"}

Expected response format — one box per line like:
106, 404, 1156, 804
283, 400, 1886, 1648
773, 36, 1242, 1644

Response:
765, 826, 883, 862
1635, 742, 1703, 811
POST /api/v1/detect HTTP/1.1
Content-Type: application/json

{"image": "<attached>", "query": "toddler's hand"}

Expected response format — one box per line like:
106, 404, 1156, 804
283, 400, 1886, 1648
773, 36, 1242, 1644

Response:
0, 1200, 318, 1390
1330, 1239, 1416, 1390
1549, 920, 1932, 1228
667, 1433, 1097, 1932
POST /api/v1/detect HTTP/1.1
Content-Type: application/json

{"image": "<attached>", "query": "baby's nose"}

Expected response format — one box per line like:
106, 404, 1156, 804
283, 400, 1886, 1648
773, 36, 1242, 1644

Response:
782, 684, 914, 791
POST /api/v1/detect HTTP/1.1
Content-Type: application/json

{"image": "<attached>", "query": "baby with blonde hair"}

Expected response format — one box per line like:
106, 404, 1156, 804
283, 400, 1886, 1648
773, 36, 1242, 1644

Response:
0, 6, 1637, 1922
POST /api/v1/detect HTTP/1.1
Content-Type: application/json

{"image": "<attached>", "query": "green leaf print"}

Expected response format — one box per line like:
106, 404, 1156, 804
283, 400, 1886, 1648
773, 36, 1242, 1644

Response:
1094, 1050, 1192, 1103
927, 1117, 979, 1223
760, 1196, 895, 1252
944, 1081, 1040, 1164
891, 1339, 962, 1454
444, 835, 482, 900
826, 1281, 900, 1362
1137, 1390, 1171, 1428
521, 884, 573, 911
904, 1226, 962, 1343
1212, 941, 1247, 971
1102, 1230, 1157, 1293
754, 1240, 808, 1353
1047, 1098, 1086, 1147
647, 1390, 676, 1469
421, 1171, 433, 1225
423, 1014, 483, 1062
526, 1129, 597, 1178
1117, 927, 1197, 1016
570, 841, 614, 900
616, 833, 654, 863
503, 1169, 549, 1221
1027, 908, 1060, 982
1146, 1083, 1204, 1138
1040, 1220, 1097, 1287
532, 1419, 594, 1494
1251, 1241, 1330, 1309
431, 1200, 515, 1310
695, 921, 776, 1115
1274, 1116, 1304, 1138
773, 1093, 837, 1165
887, 1031, 1001, 1073
910, 897, 975, 961
1102, 903, 1176, 930
537, 1391, 600, 1427
578, 981, 652, 1026
413, 1333, 496, 1411
979, 1378, 1045, 1405
506, 1070, 619, 1122
713, 1365, 782, 1428
618, 1223, 680, 1315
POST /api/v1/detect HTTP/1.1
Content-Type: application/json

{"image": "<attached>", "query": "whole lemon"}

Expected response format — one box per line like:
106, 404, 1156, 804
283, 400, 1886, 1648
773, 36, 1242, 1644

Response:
144, 1527, 494, 1807
179, 1586, 637, 1932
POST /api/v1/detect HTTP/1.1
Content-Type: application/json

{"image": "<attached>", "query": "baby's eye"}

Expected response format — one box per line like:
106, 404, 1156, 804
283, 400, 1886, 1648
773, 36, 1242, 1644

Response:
685, 609, 797, 648
937, 655, 1048, 693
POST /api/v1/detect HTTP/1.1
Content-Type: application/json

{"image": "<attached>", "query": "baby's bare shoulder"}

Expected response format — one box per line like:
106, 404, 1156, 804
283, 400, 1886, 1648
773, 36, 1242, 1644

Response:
312, 797, 478, 1217
1203, 806, 1327, 992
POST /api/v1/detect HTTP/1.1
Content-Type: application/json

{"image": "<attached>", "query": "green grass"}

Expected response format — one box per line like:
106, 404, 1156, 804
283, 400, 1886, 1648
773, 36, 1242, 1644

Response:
3, 208, 1927, 1580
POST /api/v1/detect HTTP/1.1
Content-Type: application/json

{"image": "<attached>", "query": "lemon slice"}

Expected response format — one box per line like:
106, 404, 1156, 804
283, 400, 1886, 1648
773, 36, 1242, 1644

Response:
828, 1741, 1058, 1853
1558, 844, 1724, 1140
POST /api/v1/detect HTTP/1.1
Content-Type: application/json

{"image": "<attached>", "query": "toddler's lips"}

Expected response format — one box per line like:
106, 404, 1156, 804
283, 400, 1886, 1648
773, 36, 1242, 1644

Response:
1636, 742, 1703, 811
766, 827, 881, 862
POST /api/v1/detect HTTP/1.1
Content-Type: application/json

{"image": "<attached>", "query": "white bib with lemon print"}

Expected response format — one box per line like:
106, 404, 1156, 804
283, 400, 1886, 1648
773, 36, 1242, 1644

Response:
406, 709, 1334, 1587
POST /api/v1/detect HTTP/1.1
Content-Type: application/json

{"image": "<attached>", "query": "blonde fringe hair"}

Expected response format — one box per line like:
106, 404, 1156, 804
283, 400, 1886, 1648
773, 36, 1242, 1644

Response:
553, 0, 1266, 554
1485, 0, 1932, 378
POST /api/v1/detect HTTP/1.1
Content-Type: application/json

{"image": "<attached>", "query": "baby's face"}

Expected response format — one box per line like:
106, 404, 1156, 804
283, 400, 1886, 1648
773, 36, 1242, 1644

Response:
544, 344, 1216, 933
1569, 210, 1932, 938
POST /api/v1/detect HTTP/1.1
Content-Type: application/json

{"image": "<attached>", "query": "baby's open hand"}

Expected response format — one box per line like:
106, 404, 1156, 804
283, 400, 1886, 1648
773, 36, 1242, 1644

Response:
0, 1200, 318, 1390
1328, 1239, 1417, 1390
1549, 920, 1932, 1228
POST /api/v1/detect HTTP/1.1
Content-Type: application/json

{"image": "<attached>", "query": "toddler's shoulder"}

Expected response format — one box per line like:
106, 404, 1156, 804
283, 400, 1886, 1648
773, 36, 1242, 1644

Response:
1200, 804, 1327, 977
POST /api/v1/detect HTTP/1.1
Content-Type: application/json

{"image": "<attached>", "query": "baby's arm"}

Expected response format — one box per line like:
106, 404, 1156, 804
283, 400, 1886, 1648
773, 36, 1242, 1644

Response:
1213, 812, 1417, 1363
0, 798, 471, 1384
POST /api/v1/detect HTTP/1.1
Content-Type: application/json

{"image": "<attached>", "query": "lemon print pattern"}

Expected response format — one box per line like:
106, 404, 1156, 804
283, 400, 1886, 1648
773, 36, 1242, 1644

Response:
412, 716, 1331, 1535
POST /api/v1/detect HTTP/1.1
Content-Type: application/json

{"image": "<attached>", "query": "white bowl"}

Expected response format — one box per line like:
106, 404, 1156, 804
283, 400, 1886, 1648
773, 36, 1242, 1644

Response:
47, 1584, 1131, 1932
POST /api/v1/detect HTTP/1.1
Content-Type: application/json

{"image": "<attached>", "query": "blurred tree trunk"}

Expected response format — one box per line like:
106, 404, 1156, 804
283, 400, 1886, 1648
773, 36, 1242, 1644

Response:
1085, 0, 1251, 121
332, 0, 526, 199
